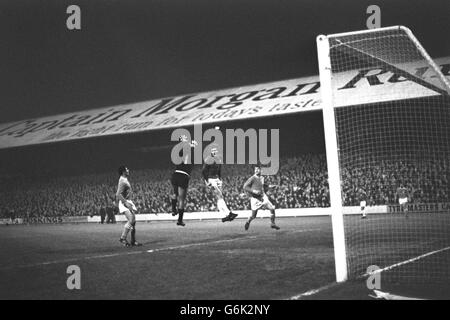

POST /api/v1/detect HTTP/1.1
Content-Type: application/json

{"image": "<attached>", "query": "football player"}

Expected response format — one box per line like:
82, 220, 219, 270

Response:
359, 188, 368, 219
170, 135, 198, 226
395, 183, 410, 218
116, 166, 141, 247
243, 165, 280, 231
202, 146, 238, 223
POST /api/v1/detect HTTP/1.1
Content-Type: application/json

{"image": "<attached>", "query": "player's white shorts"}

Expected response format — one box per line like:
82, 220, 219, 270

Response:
119, 200, 137, 213
207, 178, 223, 192
360, 201, 366, 208
399, 197, 408, 205
251, 194, 275, 211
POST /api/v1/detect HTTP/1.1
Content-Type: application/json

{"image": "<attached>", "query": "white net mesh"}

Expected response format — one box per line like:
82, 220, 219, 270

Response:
325, 27, 450, 285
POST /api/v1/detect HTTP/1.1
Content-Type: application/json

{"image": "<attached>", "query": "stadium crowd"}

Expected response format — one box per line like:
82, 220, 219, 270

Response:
341, 158, 449, 206
0, 154, 448, 219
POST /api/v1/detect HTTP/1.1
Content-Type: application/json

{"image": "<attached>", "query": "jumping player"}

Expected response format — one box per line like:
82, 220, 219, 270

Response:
170, 135, 198, 227
116, 166, 141, 247
202, 147, 238, 223
243, 165, 280, 231
395, 183, 409, 218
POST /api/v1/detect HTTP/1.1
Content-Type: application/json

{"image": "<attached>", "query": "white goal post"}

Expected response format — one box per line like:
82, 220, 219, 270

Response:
317, 34, 348, 282
317, 26, 450, 284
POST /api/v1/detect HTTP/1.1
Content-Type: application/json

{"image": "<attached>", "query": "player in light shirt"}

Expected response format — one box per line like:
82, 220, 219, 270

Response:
243, 165, 280, 231
116, 166, 141, 247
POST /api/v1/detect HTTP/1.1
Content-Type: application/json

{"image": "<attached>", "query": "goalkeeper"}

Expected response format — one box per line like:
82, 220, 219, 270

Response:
202, 146, 238, 222
243, 165, 280, 231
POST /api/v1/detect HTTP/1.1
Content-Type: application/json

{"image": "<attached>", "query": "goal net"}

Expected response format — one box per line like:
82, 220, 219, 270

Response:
317, 26, 450, 287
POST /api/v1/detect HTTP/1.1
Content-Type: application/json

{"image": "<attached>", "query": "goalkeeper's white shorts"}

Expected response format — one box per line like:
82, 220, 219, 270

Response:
251, 194, 275, 211
399, 197, 408, 205
119, 200, 137, 213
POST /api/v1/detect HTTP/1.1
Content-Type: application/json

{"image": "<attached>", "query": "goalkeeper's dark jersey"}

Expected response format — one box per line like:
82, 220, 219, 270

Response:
202, 155, 222, 180
175, 161, 193, 176
174, 143, 195, 176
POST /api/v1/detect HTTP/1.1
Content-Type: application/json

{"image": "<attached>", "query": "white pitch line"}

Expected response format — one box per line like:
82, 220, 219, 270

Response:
147, 235, 259, 253
1, 228, 321, 270
369, 290, 424, 300
0, 251, 144, 271
362, 245, 450, 277
289, 282, 338, 300
147, 228, 321, 253
289, 245, 450, 300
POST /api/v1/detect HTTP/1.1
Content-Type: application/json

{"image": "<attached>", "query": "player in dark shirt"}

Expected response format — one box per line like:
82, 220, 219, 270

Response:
99, 206, 106, 224
170, 135, 199, 226
202, 147, 237, 223
106, 203, 116, 224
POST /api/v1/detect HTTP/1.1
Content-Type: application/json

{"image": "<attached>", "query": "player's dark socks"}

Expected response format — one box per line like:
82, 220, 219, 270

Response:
131, 229, 136, 244
270, 213, 279, 230
130, 222, 137, 243
171, 199, 178, 216
244, 221, 250, 231
270, 215, 276, 225
177, 209, 185, 226
178, 208, 184, 220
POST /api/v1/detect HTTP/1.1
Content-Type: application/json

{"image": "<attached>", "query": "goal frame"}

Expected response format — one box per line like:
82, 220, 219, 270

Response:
316, 25, 450, 283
